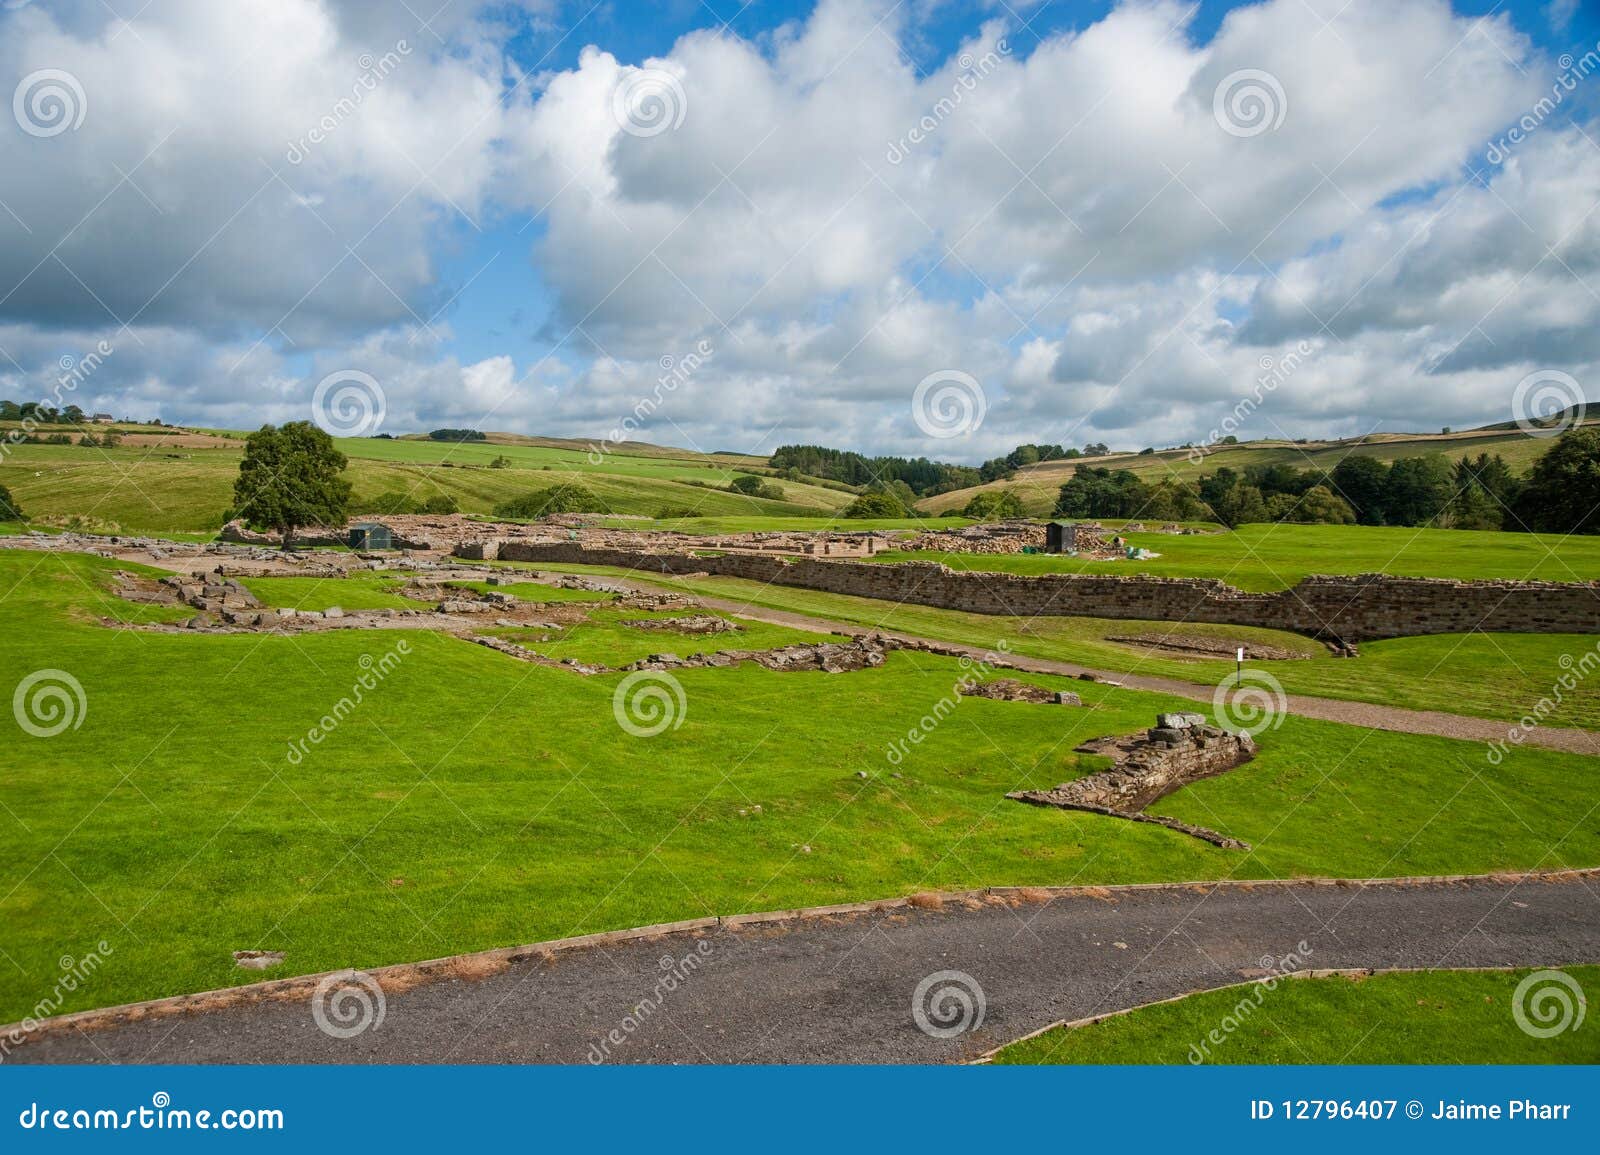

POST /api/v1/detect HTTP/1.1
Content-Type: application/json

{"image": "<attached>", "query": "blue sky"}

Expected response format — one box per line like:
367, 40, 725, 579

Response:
3, 0, 1599, 458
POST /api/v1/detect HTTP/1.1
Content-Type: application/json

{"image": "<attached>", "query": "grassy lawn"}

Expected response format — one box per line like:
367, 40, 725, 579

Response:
487, 608, 851, 668
1, 549, 1598, 1024
238, 575, 433, 612
513, 564, 1600, 729
991, 967, 1600, 1064
872, 522, 1600, 591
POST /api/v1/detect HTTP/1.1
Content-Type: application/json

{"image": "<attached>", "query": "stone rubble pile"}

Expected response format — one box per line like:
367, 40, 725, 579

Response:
1008, 712, 1256, 849
959, 678, 1081, 706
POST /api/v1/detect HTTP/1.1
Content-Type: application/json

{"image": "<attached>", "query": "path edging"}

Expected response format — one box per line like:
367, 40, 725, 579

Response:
969, 961, 1597, 1064
6, 868, 1597, 1044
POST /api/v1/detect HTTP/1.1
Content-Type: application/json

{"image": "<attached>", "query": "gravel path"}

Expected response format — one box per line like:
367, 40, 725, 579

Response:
12, 874, 1597, 1064
664, 586, 1600, 757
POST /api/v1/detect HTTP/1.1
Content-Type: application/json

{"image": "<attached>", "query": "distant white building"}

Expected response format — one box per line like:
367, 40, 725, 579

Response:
90, 413, 115, 423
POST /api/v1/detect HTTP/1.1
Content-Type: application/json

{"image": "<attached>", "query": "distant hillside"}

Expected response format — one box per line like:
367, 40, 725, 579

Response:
920, 422, 1595, 517
0, 426, 855, 534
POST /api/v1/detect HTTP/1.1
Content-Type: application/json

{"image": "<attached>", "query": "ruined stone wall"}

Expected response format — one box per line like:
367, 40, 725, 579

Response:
464, 541, 1600, 642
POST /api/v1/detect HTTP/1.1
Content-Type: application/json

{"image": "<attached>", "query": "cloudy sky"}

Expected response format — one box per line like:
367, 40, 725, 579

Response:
1, 0, 1597, 461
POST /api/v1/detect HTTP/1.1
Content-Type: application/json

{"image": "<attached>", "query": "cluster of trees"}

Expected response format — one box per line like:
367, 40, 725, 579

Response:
773, 441, 1126, 498
841, 490, 912, 518
977, 442, 1109, 483
355, 491, 459, 516
0, 483, 23, 521
492, 483, 606, 519
428, 428, 486, 442
727, 474, 785, 500
769, 445, 980, 497
960, 489, 1025, 520
1049, 431, 1600, 535
2, 401, 92, 423
1054, 468, 1214, 522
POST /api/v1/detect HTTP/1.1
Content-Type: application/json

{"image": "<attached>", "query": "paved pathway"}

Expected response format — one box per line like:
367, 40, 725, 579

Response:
12, 874, 1598, 1064
664, 584, 1600, 757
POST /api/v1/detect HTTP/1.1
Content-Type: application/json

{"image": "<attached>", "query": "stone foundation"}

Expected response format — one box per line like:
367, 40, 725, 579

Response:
1008, 713, 1256, 848
467, 541, 1600, 642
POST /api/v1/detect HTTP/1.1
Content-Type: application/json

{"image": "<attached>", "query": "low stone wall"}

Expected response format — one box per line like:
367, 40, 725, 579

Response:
459, 540, 1600, 642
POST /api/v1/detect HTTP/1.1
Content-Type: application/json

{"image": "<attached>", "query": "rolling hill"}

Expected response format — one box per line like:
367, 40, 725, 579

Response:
919, 422, 1592, 516
0, 426, 856, 534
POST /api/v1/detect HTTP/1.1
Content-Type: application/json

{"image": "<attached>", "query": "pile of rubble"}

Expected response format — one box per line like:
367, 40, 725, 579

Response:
960, 678, 1081, 705
625, 636, 894, 674
1008, 712, 1255, 848
621, 615, 742, 635
905, 520, 1045, 554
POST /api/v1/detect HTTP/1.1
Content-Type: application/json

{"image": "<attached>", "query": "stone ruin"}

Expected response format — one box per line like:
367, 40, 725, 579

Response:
621, 615, 742, 635
960, 678, 1082, 706
1008, 712, 1256, 849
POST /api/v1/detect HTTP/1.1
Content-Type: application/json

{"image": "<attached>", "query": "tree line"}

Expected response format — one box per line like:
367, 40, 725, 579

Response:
1053, 430, 1600, 535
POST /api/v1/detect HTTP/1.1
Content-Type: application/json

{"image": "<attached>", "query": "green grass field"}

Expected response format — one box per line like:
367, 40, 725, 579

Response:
3, 548, 1598, 1024
519, 563, 1600, 728
991, 967, 1600, 1064
873, 522, 1600, 591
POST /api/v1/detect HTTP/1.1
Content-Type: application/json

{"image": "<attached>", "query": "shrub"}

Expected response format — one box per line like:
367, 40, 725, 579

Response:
0, 482, 23, 521
841, 490, 909, 518
493, 483, 606, 519
961, 489, 1024, 521
419, 494, 459, 515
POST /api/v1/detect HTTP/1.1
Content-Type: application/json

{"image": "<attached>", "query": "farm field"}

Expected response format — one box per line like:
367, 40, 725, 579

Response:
0, 436, 855, 534
3, 547, 1598, 1026
991, 967, 1600, 1065
872, 522, 1600, 591
521, 563, 1600, 728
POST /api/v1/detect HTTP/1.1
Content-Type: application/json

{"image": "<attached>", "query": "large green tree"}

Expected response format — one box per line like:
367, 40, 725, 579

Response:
231, 422, 352, 547
0, 482, 23, 522
1516, 429, 1600, 535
